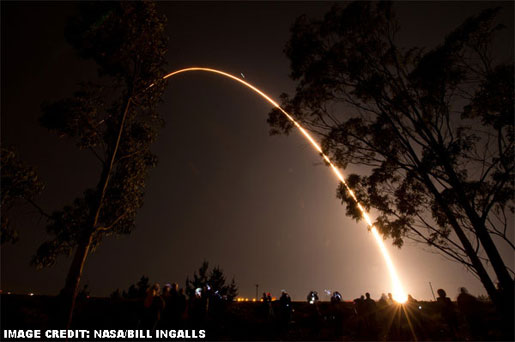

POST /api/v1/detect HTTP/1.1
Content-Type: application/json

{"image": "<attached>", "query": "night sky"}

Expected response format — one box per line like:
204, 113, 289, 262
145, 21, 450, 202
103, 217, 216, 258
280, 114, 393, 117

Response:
1, 2, 513, 301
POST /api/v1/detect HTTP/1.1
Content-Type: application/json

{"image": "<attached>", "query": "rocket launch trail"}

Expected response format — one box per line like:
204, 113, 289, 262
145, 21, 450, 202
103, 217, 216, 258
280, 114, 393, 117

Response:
157, 67, 408, 303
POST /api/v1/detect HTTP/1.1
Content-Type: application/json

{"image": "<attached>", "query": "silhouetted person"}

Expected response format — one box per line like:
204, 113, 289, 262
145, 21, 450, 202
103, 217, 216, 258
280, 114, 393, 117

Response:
457, 287, 482, 338
262, 292, 274, 320
279, 291, 292, 309
278, 291, 292, 331
387, 292, 394, 305
307, 290, 319, 304
353, 295, 364, 311
307, 291, 321, 333
354, 295, 365, 316
261, 292, 268, 312
159, 283, 173, 328
354, 295, 366, 338
436, 288, 458, 337
364, 292, 376, 308
165, 283, 185, 328
363, 292, 378, 339
143, 283, 165, 330
329, 291, 344, 336
190, 286, 208, 328
176, 288, 186, 325
331, 291, 342, 304
378, 293, 388, 307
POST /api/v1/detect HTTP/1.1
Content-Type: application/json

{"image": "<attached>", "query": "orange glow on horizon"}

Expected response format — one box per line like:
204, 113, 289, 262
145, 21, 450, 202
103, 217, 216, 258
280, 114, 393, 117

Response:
157, 67, 408, 302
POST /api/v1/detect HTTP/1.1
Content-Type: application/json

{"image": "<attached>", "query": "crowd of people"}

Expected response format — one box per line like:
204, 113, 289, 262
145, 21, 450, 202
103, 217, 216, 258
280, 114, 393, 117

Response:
349, 287, 486, 340
261, 287, 486, 340
436, 287, 485, 339
140, 281, 235, 331
138, 283, 487, 340
141, 283, 187, 330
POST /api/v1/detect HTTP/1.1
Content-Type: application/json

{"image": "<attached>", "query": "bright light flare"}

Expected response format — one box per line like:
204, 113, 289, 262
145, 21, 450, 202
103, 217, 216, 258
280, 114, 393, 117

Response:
157, 67, 408, 302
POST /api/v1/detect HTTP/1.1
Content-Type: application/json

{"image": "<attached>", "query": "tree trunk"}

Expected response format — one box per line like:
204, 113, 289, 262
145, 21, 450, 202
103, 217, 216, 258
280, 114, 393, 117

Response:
390, 118, 503, 305
420, 174, 500, 299
440, 157, 514, 293
61, 232, 93, 328
60, 96, 132, 328
462, 205, 513, 289
424, 172, 513, 337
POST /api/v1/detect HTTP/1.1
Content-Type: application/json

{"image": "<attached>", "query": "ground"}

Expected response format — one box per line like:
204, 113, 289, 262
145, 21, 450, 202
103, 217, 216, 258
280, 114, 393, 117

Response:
1, 294, 510, 341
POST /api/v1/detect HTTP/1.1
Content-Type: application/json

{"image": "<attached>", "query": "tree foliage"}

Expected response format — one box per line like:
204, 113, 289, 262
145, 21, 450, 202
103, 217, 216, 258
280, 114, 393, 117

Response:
186, 261, 238, 301
1, 147, 45, 244
110, 275, 150, 300
268, 2, 513, 305
32, 1, 168, 267
117, 275, 150, 299
28, 1, 168, 326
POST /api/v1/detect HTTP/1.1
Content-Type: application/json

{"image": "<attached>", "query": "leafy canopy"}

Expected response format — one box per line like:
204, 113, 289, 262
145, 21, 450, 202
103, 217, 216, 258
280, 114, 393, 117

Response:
1, 147, 45, 244
268, 2, 513, 276
33, 2, 168, 268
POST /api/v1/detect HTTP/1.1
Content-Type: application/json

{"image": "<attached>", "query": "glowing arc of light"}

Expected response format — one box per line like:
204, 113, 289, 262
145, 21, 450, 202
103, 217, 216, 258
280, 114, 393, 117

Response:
159, 67, 408, 303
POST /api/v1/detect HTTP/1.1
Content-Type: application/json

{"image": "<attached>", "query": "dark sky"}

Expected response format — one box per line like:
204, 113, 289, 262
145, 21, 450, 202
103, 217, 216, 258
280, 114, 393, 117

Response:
1, 1, 513, 301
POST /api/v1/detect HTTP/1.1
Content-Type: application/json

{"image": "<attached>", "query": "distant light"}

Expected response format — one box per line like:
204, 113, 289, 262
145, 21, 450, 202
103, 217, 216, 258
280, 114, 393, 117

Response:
28, 292, 34, 296
252, 298, 256, 302
418, 306, 422, 310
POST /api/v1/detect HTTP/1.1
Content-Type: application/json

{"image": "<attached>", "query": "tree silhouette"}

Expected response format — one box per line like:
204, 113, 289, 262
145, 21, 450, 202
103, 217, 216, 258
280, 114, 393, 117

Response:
116, 275, 150, 299
186, 261, 238, 301
1, 146, 45, 244
186, 261, 209, 299
30, 2, 168, 327
268, 2, 513, 320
